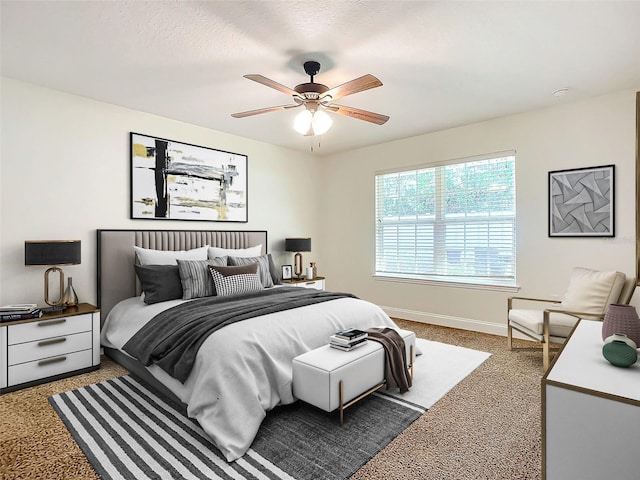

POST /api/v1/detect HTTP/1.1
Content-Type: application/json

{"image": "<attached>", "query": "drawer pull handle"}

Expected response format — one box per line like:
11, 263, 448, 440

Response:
38, 338, 67, 347
38, 319, 67, 327
38, 356, 67, 366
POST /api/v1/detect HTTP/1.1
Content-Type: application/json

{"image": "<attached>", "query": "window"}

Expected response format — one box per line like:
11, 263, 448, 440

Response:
375, 151, 516, 287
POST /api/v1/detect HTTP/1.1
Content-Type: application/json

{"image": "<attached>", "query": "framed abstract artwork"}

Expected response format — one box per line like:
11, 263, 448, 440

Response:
549, 164, 614, 237
130, 132, 248, 222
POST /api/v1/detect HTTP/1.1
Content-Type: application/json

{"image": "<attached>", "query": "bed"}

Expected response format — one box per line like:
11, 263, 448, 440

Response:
97, 229, 401, 462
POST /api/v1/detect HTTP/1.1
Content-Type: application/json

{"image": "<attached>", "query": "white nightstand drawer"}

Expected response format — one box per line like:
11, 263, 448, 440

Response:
8, 331, 93, 366
8, 314, 91, 345
8, 349, 93, 386
295, 279, 325, 290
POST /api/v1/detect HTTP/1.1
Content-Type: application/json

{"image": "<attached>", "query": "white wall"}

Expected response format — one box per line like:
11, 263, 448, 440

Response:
2, 79, 638, 336
319, 88, 639, 335
0, 78, 320, 306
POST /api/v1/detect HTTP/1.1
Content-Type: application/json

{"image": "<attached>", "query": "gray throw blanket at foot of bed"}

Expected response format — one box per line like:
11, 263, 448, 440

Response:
123, 287, 357, 382
366, 327, 413, 393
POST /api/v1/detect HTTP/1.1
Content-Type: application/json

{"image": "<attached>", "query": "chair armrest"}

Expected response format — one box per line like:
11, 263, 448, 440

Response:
508, 296, 561, 310
543, 308, 604, 320
542, 308, 604, 340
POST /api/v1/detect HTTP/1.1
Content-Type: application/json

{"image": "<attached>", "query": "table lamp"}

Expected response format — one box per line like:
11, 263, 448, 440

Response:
285, 238, 311, 280
25, 240, 81, 311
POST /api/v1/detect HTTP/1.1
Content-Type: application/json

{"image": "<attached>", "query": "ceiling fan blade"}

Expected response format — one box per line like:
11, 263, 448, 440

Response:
243, 74, 298, 96
326, 104, 389, 125
231, 104, 300, 118
322, 74, 382, 101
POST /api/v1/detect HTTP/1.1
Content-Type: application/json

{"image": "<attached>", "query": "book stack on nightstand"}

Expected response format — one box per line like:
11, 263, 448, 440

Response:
0, 304, 43, 322
0, 303, 100, 393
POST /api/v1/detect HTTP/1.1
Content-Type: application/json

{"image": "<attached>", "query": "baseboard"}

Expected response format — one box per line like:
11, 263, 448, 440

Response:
380, 305, 530, 340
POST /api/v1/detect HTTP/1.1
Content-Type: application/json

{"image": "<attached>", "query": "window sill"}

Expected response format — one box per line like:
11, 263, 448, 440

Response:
373, 273, 520, 293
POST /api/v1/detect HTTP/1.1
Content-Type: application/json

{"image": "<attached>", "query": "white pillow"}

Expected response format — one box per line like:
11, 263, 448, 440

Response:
134, 245, 209, 265
208, 244, 262, 259
560, 267, 626, 315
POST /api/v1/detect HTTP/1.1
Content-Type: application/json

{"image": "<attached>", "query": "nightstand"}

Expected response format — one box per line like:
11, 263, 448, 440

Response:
0, 303, 100, 393
282, 276, 325, 290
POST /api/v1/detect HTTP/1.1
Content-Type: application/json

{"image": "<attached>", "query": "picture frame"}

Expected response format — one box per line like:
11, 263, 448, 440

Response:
549, 164, 614, 237
281, 265, 292, 280
130, 132, 248, 222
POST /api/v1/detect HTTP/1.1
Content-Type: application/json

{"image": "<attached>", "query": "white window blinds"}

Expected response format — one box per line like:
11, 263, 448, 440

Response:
375, 152, 516, 286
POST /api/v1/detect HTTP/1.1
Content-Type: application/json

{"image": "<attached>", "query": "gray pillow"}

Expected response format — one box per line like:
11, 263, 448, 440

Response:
177, 257, 228, 299
267, 253, 281, 285
228, 255, 274, 288
208, 263, 263, 297
134, 264, 183, 304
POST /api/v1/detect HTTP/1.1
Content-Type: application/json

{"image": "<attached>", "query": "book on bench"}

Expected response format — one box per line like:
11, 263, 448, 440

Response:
330, 337, 368, 351
332, 328, 368, 341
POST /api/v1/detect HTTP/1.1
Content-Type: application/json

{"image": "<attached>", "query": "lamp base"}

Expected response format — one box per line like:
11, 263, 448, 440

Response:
41, 305, 65, 313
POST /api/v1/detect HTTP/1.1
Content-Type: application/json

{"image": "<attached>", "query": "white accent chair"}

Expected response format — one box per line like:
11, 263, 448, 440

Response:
507, 267, 636, 370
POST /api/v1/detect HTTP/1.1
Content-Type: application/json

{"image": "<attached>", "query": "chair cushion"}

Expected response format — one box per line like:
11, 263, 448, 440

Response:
509, 309, 579, 338
559, 267, 625, 315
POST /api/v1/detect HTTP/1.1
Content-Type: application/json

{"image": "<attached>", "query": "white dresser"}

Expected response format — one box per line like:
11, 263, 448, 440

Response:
542, 319, 640, 480
0, 303, 100, 393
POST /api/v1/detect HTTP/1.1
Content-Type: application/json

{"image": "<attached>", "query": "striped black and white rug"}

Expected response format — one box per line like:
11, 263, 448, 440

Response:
49, 339, 489, 480
49, 375, 423, 480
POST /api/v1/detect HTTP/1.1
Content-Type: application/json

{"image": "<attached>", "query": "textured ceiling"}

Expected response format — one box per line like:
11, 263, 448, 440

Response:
2, 1, 640, 155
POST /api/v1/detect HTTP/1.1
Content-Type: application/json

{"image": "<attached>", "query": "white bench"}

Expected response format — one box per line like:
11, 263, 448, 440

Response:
292, 328, 415, 424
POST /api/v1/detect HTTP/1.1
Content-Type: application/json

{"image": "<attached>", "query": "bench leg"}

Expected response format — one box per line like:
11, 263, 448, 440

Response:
410, 344, 414, 380
338, 379, 386, 425
339, 380, 344, 425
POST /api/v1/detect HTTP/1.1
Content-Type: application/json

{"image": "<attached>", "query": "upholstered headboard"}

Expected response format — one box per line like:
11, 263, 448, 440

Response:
97, 229, 267, 321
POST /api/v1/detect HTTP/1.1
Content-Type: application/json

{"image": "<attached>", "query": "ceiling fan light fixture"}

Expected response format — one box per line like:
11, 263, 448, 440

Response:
233, 61, 388, 133
293, 109, 332, 136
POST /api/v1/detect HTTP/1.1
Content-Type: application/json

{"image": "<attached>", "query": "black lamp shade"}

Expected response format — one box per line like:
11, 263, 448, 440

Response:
285, 238, 311, 252
25, 240, 81, 266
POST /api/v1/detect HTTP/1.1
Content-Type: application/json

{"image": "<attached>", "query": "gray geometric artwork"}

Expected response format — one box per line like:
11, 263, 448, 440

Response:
549, 165, 614, 237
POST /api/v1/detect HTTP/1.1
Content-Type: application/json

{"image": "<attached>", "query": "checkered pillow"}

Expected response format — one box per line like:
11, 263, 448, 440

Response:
208, 263, 263, 297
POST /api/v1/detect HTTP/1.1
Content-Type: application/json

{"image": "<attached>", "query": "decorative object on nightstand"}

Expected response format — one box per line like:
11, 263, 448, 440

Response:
311, 262, 317, 278
62, 277, 79, 307
602, 303, 640, 346
285, 237, 311, 279
602, 333, 638, 367
281, 265, 292, 280
25, 240, 81, 312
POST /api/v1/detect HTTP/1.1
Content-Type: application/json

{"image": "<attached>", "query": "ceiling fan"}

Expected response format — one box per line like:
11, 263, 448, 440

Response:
231, 61, 389, 136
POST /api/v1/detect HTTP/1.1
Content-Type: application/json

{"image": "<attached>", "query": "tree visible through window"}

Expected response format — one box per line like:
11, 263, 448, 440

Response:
375, 152, 516, 286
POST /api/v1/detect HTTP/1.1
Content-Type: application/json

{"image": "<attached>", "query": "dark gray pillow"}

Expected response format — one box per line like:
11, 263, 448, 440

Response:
177, 257, 228, 299
267, 253, 281, 285
134, 264, 183, 305
228, 255, 274, 288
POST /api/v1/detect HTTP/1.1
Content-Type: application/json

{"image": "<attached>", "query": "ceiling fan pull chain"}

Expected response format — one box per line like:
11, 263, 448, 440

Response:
309, 136, 322, 153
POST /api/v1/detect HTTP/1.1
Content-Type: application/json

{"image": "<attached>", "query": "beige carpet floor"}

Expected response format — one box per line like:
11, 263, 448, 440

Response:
0, 320, 543, 479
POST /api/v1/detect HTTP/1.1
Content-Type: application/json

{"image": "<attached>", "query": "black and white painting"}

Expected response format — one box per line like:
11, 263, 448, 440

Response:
549, 164, 614, 237
130, 133, 247, 222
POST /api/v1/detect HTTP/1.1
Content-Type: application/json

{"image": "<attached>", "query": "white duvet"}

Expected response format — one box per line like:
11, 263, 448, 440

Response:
100, 294, 398, 461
